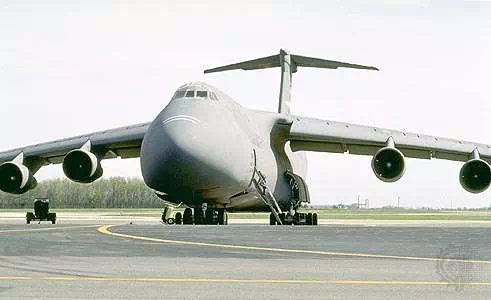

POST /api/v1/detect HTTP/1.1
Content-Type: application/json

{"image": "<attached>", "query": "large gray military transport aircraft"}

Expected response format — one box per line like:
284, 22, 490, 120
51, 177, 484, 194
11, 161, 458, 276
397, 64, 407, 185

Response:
1, 50, 490, 225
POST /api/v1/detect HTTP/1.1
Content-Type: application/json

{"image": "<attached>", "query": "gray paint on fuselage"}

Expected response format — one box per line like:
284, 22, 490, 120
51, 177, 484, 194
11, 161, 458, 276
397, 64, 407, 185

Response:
140, 82, 307, 211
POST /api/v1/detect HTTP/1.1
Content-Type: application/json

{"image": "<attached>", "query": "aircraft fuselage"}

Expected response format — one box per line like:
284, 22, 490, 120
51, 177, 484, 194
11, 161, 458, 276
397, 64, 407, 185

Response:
140, 83, 307, 211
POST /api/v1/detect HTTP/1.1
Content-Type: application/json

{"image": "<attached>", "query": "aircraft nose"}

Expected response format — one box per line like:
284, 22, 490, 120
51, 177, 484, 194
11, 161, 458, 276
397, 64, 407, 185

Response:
141, 111, 254, 196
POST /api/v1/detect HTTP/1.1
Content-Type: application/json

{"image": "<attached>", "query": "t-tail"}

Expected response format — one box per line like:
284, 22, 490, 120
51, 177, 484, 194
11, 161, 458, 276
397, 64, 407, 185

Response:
204, 49, 379, 115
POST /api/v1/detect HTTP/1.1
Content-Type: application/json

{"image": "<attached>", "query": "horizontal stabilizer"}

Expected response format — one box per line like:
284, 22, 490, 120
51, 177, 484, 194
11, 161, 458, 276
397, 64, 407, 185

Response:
204, 49, 378, 115
291, 54, 379, 71
204, 50, 378, 74
204, 55, 280, 73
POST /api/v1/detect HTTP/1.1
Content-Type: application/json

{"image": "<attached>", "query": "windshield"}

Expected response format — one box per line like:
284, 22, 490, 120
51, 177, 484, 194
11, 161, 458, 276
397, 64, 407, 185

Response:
173, 89, 218, 101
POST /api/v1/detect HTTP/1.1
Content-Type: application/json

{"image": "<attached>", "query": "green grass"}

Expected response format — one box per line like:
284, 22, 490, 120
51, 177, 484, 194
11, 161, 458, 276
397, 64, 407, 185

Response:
1, 208, 490, 221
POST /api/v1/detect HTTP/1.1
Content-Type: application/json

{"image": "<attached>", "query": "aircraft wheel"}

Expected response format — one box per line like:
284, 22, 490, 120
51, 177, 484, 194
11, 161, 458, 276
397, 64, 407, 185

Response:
312, 213, 318, 226
205, 208, 215, 225
269, 213, 277, 225
306, 213, 313, 225
183, 208, 193, 225
217, 209, 226, 225
175, 212, 182, 225
48, 213, 56, 224
26, 212, 33, 224
194, 208, 205, 225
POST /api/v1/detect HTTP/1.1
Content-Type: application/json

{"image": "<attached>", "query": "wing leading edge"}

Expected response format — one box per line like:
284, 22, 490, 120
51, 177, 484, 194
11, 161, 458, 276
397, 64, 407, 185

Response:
286, 116, 491, 164
204, 51, 378, 74
0, 122, 150, 169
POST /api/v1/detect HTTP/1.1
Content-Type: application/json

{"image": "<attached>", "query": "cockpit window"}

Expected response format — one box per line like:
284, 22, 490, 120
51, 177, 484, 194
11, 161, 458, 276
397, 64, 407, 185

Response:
173, 87, 218, 101
185, 90, 195, 98
196, 91, 208, 98
173, 90, 186, 99
209, 92, 218, 101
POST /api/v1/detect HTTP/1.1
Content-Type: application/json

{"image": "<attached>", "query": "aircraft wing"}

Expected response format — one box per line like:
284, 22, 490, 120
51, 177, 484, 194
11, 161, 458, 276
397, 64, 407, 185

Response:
0, 122, 150, 168
287, 116, 491, 164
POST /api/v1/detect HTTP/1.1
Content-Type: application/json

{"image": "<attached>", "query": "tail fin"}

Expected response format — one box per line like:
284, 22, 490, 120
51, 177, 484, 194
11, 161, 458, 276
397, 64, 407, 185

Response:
204, 49, 378, 115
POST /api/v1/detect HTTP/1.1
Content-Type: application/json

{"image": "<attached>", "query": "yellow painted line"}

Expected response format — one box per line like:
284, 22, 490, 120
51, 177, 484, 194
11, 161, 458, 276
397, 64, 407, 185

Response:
0, 276, 489, 286
98, 225, 491, 265
0, 277, 32, 281
0, 225, 100, 234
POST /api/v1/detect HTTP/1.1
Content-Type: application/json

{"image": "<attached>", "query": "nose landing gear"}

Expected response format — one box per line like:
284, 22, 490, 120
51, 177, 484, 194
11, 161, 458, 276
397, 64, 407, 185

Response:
269, 211, 318, 226
162, 206, 228, 225
183, 208, 193, 225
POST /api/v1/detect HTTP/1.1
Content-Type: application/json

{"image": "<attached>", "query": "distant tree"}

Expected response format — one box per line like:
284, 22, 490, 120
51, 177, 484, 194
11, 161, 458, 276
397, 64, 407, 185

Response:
0, 178, 163, 209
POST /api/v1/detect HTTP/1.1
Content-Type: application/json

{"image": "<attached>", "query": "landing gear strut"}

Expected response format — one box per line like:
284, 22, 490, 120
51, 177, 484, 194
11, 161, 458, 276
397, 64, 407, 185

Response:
217, 208, 227, 225
255, 170, 318, 226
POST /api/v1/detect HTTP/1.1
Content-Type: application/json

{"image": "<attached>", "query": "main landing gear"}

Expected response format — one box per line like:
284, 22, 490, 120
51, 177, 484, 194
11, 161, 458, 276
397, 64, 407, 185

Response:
269, 212, 318, 226
162, 206, 228, 225
254, 170, 319, 226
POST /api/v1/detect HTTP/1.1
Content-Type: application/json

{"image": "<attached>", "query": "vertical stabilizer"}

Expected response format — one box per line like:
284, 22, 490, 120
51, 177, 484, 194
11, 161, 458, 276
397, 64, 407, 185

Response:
278, 49, 294, 115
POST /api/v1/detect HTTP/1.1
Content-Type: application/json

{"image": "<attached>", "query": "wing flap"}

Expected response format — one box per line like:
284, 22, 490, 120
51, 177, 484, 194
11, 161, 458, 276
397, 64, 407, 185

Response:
290, 141, 345, 153
114, 147, 141, 159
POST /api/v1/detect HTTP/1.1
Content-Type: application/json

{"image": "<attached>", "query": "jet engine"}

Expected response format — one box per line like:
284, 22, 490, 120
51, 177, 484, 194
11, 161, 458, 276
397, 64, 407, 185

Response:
62, 149, 103, 183
371, 137, 406, 182
459, 150, 491, 193
0, 162, 37, 194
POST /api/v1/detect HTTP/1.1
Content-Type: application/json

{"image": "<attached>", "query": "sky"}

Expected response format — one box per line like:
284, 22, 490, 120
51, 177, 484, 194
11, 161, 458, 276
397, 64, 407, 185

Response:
1, 1, 490, 208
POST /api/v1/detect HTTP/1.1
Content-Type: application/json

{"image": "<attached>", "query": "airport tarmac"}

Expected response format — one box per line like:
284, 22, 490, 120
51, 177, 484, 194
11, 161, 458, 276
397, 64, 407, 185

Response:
0, 216, 490, 299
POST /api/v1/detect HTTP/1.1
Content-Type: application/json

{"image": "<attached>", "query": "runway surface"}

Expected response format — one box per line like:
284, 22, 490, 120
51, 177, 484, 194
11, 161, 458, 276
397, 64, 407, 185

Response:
0, 218, 490, 299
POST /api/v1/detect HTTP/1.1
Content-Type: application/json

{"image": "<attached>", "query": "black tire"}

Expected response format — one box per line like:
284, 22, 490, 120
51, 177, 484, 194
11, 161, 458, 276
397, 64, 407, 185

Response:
26, 212, 33, 224
175, 212, 182, 225
161, 213, 166, 223
224, 212, 228, 225
269, 213, 277, 225
205, 209, 214, 225
306, 213, 313, 225
194, 208, 204, 225
48, 213, 56, 224
167, 218, 175, 225
217, 209, 226, 225
183, 208, 193, 225
312, 213, 318, 226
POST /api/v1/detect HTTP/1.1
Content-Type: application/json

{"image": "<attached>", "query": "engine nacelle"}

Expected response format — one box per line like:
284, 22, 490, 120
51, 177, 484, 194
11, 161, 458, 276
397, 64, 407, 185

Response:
62, 149, 103, 183
0, 162, 37, 194
459, 158, 491, 193
371, 146, 406, 183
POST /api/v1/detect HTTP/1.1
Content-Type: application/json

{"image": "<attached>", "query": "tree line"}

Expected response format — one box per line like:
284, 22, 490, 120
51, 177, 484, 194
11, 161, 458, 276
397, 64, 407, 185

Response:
0, 177, 163, 209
